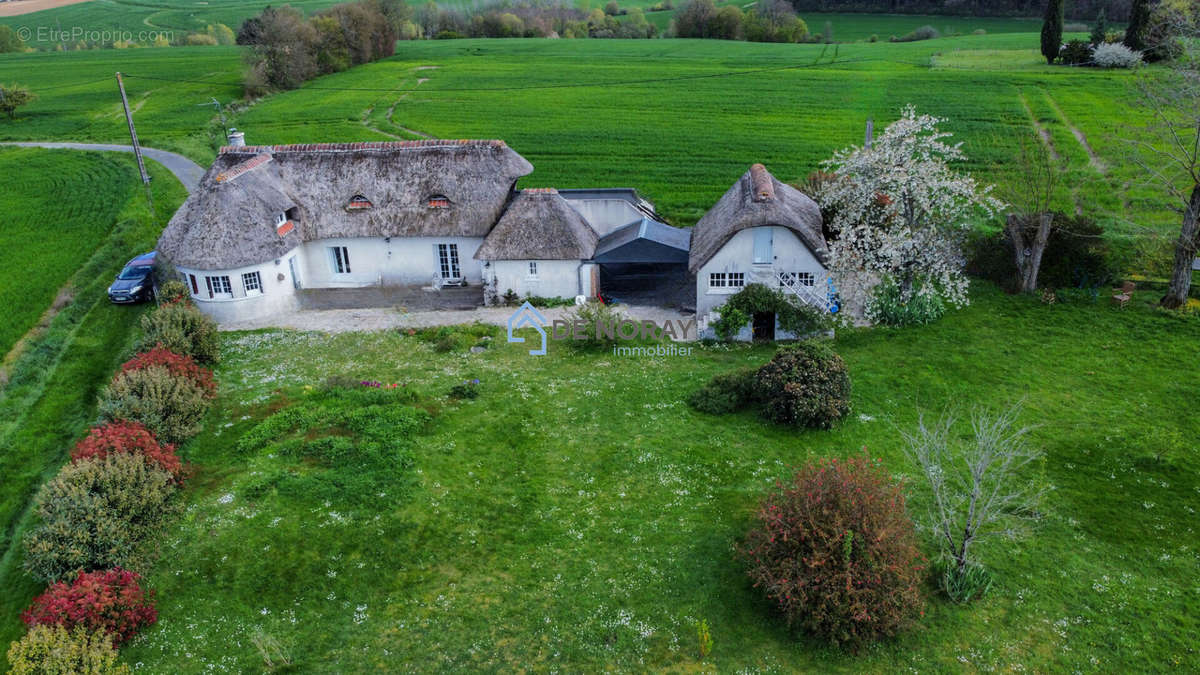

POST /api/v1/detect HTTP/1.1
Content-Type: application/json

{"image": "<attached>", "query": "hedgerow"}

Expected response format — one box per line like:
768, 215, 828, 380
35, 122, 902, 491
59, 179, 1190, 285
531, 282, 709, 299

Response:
119, 345, 216, 399
136, 302, 220, 365
6, 624, 130, 675
98, 366, 210, 445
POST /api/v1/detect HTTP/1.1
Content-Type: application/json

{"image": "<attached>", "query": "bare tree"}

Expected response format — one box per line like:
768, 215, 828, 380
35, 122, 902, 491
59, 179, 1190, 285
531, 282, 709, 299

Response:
1003, 135, 1065, 293
1128, 11, 1200, 309
901, 405, 1045, 583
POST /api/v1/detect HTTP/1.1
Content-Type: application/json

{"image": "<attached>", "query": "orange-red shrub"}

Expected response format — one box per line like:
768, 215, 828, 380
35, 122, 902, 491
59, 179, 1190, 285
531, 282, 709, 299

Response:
70, 420, 182, 479
119, 345, 216, 398
21, 567, 157, 646
740, 454, 925, 649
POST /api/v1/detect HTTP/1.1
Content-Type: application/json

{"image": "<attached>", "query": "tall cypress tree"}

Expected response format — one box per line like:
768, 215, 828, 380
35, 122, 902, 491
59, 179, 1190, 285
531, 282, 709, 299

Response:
1090, 9, 1107, 45
1123, 0, 1150, 51
1041, 0, 1064, 64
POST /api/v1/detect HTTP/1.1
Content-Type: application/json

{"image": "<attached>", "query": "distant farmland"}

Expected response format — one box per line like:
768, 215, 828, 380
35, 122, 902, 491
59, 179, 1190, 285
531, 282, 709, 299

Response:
0, 35, 1166, 238
1, 0, 1074, 48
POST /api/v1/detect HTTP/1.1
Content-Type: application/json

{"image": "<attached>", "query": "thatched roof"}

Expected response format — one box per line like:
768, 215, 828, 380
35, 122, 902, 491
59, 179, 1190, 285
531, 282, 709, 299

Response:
688, 164, 828, 273
158, 140, 533, 270
475, 188, 598, 261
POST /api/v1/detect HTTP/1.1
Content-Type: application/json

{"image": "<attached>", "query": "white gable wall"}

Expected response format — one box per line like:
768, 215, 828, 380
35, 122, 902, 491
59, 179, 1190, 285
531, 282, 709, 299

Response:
563, 199, 644, 237
695, 225, 828, 321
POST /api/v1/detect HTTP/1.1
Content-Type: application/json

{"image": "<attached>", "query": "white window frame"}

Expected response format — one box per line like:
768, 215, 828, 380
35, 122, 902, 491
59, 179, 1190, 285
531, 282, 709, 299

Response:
797, 272, 815, 287
329, 246, 351, 275
274, 212, 287, 227
242, 271, 262, 296
709, 272, 727, 288
728, 272, 746, 288
206, 275, 232, 299
527, 261, 539, 280
437, 243, 461, 281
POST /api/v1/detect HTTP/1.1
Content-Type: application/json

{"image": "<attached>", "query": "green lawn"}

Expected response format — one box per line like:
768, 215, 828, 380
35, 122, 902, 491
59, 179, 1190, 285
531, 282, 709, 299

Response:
0, 148, 138, 358
64, 285, 1195, 672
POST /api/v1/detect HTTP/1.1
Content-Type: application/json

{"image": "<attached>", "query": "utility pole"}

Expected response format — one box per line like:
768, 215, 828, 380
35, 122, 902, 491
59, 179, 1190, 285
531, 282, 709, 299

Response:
116, 72, 154, 214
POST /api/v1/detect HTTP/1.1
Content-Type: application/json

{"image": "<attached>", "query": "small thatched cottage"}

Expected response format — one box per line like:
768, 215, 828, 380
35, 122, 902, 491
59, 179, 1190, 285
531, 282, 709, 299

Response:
689, 163, 832, 340
159, 140, 833, 333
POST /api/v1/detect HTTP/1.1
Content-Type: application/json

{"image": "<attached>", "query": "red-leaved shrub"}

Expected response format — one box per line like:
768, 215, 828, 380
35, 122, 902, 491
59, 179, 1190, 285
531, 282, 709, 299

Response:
21, 567, 157, 645
70, 420, 183, 480
119, 345, 216, 399
740, 454, 925, 649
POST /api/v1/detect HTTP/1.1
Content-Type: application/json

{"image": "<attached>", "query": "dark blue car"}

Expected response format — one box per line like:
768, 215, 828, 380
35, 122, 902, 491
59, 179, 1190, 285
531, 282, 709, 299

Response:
108, 252, 157, 304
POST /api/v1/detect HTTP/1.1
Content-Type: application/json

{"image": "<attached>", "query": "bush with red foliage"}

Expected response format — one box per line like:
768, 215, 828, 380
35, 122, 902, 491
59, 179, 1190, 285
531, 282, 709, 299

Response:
739, 454, 925, 649
119, 345, 216, 399
21, 567, 157, 645
70, 420, 183, 479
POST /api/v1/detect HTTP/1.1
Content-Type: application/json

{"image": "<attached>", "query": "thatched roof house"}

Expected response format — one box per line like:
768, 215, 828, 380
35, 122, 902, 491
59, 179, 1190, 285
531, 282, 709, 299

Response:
158, 140, 533, 270
688, 163, 827, 274
475, 188, 598, 261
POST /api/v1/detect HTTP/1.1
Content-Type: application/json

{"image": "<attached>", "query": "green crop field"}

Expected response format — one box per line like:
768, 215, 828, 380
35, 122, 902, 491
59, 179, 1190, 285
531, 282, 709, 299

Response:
221, 37, 1169, 238
0, 148, 138, 358
56, 286, 1190, 672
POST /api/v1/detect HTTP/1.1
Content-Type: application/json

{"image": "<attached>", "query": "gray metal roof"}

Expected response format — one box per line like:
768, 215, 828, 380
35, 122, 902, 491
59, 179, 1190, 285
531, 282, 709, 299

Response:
593, 217, 691, 264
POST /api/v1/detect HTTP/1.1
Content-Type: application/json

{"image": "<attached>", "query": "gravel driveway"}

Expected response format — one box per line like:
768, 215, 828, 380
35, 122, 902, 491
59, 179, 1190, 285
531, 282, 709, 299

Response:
220, 304, 699, 340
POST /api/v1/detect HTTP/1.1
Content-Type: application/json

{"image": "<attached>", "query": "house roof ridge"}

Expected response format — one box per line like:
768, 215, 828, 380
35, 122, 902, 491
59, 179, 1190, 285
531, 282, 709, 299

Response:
214, 152, 273, 184
218, 140, 508, 154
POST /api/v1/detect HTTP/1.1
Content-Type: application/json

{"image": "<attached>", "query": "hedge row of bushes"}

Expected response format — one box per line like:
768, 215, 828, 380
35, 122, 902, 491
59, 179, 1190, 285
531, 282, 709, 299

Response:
8, 293, 220, 672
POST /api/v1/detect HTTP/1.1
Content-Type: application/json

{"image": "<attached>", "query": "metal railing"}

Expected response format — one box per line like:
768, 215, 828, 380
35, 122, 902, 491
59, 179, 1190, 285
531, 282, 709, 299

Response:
776, 271, 838, 314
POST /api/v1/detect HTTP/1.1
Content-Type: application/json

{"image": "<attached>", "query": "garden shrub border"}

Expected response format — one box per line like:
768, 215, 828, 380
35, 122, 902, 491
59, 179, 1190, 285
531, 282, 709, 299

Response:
711, 283, 831, 341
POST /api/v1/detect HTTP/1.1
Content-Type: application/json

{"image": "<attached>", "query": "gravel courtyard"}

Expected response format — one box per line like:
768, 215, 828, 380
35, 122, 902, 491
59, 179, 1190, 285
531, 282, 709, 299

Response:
219, 304, 699, 339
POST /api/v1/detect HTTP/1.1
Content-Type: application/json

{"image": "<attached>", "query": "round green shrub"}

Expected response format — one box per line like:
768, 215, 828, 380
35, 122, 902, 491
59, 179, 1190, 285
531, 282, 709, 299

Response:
23, 453, 177, 582
1058, 39, 1093, 65
739, 455, 926, 649
755, 341, 850, 428
137, 302, 220, 365
156, 279, 190, 305
6, 625, 129, 675
98, 365, 210, 445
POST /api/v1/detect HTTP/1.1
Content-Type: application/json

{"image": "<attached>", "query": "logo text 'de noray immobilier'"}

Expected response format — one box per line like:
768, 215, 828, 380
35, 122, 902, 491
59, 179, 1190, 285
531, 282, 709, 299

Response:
506, 302, 695, 357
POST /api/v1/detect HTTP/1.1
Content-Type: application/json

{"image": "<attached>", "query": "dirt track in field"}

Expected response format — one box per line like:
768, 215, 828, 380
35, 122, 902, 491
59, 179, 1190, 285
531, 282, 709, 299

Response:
0, 0, 92, 17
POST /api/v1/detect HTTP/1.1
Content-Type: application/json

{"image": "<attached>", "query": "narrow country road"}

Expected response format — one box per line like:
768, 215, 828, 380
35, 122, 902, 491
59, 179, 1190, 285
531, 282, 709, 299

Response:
0, 141, 205, 193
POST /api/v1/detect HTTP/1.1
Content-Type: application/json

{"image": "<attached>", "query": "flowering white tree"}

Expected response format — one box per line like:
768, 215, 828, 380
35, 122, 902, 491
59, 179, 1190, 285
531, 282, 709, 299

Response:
819, 106, 1003, 316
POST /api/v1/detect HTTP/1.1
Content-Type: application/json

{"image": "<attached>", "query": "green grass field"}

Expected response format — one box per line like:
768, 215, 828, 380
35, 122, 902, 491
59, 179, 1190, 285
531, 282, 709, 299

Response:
57, 286, 1192, 672
0, 148, 139, 358
0, 154, 187, 664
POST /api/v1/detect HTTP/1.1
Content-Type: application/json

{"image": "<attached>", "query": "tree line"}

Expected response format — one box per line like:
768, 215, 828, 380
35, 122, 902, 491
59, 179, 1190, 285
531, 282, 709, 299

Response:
788, 0, 1130, 22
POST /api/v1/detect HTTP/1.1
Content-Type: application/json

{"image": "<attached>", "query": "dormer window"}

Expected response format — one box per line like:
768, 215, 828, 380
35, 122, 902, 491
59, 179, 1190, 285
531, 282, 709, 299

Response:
274, 212, 287, 227
275, 207, 298, 237
427, 194, 450, 208
347, 194, 373, 210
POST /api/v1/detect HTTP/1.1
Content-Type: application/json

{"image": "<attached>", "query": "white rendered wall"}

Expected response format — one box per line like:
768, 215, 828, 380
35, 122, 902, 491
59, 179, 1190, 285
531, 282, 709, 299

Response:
178, 247, 301, 323
563, 199, 644, 237
296, 236, 484, 288
695, 226, 828, 324
490, 260, 593, 300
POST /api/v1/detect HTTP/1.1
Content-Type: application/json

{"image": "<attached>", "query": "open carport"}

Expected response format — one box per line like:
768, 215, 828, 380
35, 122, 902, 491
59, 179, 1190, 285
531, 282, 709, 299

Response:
592, 217, 693, 309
